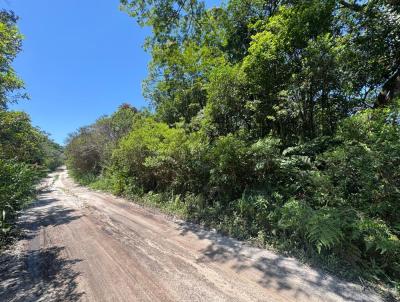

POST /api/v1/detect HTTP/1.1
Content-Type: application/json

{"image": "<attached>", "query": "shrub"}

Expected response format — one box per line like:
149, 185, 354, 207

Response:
0, 159, 37, 244
111, 117, 191, 193
321, 107, 400, 229
65, 105, 138, 179
207, 134, 251, 201
0, 111, 45, 164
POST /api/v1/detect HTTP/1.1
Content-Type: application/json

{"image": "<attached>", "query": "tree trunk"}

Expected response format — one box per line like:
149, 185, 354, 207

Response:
375, 68, 400, 108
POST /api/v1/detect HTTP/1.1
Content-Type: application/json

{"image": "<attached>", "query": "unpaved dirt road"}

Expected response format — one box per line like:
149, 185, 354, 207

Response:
0, 168, 385, 302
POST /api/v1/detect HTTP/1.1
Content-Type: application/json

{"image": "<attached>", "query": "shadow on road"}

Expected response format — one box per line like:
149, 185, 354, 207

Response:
0, 193, 85, 302
0, 246, 84, 302
176, 221, 381, 302
20, 194, 82, 238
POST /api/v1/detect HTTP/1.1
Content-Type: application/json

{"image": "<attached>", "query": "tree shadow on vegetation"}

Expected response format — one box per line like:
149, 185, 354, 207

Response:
177, 221, 385, 302
0, 193, 85, 301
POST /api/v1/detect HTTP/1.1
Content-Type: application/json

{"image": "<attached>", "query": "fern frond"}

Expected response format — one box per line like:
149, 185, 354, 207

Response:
306, 208, 344, 253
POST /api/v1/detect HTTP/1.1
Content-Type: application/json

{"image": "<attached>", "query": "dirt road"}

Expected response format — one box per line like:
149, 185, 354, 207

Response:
0, 168, 384, 302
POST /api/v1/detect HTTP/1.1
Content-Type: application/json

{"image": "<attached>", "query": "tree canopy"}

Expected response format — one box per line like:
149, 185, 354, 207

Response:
0, 10, 27, 109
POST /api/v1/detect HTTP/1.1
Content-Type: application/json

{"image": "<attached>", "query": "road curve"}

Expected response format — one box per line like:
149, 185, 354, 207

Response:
0, 168, 383, 302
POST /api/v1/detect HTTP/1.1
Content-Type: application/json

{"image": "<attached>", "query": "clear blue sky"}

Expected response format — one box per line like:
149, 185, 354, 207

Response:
2, 0, 220, 145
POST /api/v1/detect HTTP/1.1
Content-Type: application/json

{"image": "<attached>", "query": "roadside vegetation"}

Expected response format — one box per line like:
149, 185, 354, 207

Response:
65, 0, 399, 293
0, 10, 64, 247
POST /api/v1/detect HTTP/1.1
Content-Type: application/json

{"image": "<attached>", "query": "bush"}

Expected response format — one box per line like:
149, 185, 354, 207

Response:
322, 107, 400, 228
207, 134, 251, 200
65, 105, 137, 179
0, 111, 45, 164
0, 159, 37, 245
111, 117, 195, 193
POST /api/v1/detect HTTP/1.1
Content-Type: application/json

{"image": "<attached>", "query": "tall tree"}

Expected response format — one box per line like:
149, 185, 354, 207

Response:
0, 10, 26, 109
337, 0, 400, 107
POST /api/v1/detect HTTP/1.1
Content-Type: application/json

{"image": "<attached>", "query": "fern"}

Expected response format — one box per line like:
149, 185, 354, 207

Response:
353, 217, 400, 255
306, 208, 344, 253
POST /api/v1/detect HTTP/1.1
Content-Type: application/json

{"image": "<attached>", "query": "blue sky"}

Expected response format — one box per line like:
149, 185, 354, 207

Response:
2, 0, 220, 144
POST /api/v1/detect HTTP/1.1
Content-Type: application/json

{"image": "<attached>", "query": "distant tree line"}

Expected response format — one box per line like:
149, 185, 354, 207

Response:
66, 0, 400, 291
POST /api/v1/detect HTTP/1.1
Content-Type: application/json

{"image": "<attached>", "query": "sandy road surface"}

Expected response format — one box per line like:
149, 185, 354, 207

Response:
0, 168, 385, 302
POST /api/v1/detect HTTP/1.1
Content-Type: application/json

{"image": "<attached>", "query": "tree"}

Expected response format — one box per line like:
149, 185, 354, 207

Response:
65, 104, 138, 177
0, 10, 26, 109
222, 0, 283, 62
337, 0, 400, 107
0, 111, 45, 164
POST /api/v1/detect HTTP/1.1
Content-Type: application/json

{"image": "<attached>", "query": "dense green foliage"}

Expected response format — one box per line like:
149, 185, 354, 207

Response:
0, 111, 64, 246
0, 159, 36, 241
67, 0, 400, 290
0, 11, 63, 246
65, 104, 138, 181
0, 10, 27, 109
